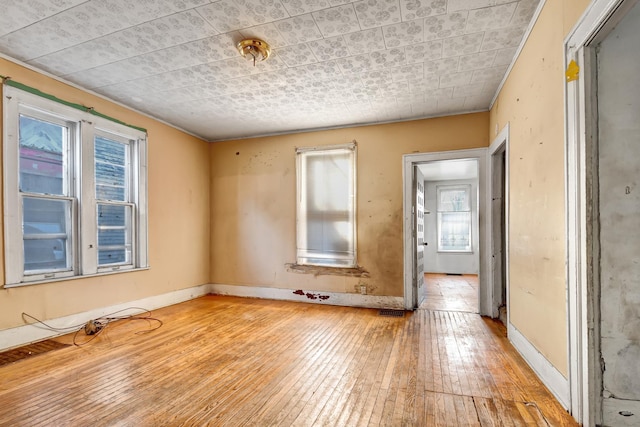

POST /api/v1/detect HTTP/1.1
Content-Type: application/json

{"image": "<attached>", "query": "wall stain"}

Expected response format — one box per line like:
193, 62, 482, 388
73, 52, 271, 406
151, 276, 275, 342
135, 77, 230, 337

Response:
368, 208, 403, 291
610, 342, 640, 398
286, 263, 370, 278
293, 290, 330, 300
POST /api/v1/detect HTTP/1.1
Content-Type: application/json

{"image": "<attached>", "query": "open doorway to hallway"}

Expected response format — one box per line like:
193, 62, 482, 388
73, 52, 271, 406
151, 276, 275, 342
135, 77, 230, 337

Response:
418, 158, 480, 314
402, 148, 491, 315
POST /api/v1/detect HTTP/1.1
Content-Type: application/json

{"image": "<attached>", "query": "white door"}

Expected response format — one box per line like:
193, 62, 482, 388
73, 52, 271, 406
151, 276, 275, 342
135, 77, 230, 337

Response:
596, 3, 640, 424
414, 165, 426, 307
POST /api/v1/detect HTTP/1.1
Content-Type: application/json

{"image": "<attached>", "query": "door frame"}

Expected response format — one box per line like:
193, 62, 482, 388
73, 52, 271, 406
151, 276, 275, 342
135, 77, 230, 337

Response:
402, 148, 489, 313
565, 0, 639, 424
489, 124, 510, 319
412, 165, 426, 309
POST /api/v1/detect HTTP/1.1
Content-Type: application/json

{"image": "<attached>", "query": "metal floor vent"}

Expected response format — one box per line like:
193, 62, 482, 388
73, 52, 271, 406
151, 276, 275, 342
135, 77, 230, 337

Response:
0, 340, 71, 367
378, 309, 405, 318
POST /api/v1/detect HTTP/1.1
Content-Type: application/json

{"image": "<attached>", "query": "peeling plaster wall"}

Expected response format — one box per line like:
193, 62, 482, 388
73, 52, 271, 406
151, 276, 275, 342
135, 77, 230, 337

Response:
210, 113, 488, 298
489, 0, 590, 377
0, 58, 211, 332
596, 3, 640, 423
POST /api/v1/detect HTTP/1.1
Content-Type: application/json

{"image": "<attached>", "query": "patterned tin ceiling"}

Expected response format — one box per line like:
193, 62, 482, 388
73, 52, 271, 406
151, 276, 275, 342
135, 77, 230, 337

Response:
0, 0, 540, 141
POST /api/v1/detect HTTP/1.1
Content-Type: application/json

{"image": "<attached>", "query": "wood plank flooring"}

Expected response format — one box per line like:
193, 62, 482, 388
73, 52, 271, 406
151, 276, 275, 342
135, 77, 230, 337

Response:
421, 274, 479, 313
0, 295, 577, 426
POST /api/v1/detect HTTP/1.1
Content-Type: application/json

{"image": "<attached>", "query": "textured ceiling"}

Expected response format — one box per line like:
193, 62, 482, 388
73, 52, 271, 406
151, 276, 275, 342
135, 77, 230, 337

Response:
0, 0, 540, 141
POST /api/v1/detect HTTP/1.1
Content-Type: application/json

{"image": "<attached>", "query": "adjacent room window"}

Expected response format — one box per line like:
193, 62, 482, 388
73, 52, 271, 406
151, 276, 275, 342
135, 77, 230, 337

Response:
296, 143, 356, 267
3, 85, 148, 286
437, 185, 472, 252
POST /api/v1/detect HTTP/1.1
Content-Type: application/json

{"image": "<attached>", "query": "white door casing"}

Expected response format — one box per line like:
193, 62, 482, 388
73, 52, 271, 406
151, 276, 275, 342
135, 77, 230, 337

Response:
595, 3, 640, 424
565, 0, 640, 424
402, 148, 488, 313
489, 124, 510, 320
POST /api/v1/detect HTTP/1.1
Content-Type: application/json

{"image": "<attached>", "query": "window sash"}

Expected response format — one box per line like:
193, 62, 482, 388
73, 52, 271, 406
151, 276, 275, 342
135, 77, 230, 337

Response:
94, 131, 135, 270
95, 132, 131, 202
18, 113, 71, 197
296, 144, 357, 268
22, 194, 75, 278
436, 185, 473, 253
97, 202, 134, 269
10, 105, 79, 282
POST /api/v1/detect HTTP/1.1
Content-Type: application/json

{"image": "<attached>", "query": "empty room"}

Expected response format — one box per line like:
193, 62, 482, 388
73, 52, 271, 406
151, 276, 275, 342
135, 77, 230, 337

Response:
0, 0, 638, 425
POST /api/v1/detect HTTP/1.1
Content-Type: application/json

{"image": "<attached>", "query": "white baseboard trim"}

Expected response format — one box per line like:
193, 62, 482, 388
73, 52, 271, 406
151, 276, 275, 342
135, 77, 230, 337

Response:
508, 322, 570, 409
210, 284, 405, 309
0, 284, 210, 352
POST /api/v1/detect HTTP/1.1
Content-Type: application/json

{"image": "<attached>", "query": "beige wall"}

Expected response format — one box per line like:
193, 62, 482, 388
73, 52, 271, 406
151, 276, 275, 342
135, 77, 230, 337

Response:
489, 0, 590, 376
210, 113, 488, 297
0, 59, 211, 331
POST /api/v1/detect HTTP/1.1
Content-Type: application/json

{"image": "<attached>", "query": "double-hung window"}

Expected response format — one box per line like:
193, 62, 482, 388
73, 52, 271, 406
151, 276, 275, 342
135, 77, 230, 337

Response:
3, 85, 148, 286
296, 143, 356, 268
437, 185, 472, 252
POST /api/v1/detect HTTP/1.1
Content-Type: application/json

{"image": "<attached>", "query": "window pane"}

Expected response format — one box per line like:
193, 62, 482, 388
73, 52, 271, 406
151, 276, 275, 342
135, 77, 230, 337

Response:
97, 204, 131, 266
297, 147, 355, 267
95, 136, 128, 201
23, 197, 71, 272
438, 211, 472, 251
19, 115, 66, 195
438, 188, 470, 212
305, 152, 350, 252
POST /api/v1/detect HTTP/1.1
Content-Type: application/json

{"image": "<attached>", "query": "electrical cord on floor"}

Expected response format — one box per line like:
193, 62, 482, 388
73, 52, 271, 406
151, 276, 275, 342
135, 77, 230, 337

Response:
22, 307, 163, 347
22, 312, 87, 332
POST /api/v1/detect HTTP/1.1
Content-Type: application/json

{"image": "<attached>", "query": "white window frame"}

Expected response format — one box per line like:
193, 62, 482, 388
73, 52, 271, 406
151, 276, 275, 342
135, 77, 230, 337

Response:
436, 184, 473, 253
3, 85, 148, 286
295, 143, 357, 268
93, 130, 136, 273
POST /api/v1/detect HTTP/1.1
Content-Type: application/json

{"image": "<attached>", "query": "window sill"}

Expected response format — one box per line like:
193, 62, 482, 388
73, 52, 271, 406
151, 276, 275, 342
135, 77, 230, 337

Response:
3, 266, 150, 289
286, 263, 370, 278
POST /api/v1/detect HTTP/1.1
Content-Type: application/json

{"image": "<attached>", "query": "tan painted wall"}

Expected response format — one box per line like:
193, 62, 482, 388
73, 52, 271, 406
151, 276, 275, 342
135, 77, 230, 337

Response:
210, 113, 488, 297
489, 0, 590, 377
0, 59, 211, 331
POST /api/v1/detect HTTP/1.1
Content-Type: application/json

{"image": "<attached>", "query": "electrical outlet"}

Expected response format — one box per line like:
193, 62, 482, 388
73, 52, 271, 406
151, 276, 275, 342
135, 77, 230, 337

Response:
360, 285, 367, 295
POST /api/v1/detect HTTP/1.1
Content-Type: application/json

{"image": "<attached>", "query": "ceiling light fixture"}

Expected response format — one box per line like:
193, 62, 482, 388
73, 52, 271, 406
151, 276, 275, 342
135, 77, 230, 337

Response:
237, 38, 271, 66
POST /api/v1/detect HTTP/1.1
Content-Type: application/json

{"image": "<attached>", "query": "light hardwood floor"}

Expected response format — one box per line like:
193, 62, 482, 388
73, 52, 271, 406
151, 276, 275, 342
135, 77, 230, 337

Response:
421, 274, 479, 314
0, 295, 577, 426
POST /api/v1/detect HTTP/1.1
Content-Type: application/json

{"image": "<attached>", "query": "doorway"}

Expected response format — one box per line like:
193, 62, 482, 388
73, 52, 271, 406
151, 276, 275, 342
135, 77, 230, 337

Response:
565, 0, 640, 423
419, 159, 480, 314
402, 148, 491, 315
489, 125, 509, 323
595, 7, 640, 421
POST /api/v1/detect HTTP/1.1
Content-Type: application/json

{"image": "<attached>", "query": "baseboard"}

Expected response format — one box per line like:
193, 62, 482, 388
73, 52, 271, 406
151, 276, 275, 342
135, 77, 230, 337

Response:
209, 284, 405, 309
0, 284, 210, 352
508, 322, 570, 410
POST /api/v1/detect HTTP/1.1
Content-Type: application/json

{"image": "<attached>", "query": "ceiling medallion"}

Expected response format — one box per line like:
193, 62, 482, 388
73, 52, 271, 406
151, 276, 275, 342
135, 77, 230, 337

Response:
237, 38, 271, 66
